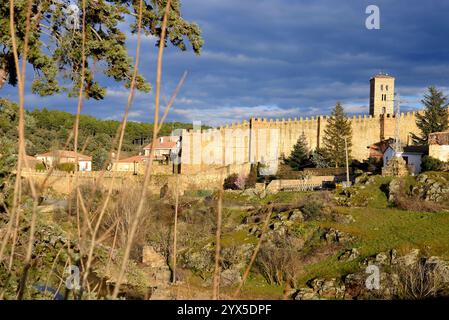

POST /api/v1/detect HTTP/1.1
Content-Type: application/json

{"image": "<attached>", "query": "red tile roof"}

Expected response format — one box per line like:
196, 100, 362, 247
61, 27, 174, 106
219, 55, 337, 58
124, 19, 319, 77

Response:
36, 150, 92, 161
143, 136, 178, 150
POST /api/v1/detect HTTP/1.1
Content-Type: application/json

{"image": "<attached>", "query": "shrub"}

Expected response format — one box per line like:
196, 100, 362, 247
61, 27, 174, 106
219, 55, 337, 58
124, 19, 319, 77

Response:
394, 194, 443, 213
245, 165, 257, 189
421, 156, 443, 172
100, 185, 168, 260
256, 235, 301, 286
35, 162, 46, 171
301, 201, 324, 220
0, 137, 17, 212
196, 189, 214, 197
55, 162, 75, 172
311, 148, 329, 168
235, 175, 247, 190
223, 173, 240, 190
396, 259, 449, 299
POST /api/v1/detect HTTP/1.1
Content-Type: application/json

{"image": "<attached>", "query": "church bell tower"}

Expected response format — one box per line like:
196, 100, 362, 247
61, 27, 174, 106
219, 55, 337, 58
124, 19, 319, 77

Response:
369, 73, 395, 116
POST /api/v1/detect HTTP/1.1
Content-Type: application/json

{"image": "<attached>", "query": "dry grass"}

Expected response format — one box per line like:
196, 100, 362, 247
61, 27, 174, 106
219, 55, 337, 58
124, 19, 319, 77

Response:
1, 0, 190, 300
233, 205, 273, 298
396, 259, 448, 299
394, 195, 444, 213
256, 235, 302, 286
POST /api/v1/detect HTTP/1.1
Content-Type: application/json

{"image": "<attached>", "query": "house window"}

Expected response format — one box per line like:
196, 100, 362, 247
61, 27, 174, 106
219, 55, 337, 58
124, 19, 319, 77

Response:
386, 85, 389, 91
382, 107, 386, 114
381, 84, 384, 91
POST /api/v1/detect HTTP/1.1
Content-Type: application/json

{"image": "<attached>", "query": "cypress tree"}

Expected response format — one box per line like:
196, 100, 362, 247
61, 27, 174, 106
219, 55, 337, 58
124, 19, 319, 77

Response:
322, 102, 352, 168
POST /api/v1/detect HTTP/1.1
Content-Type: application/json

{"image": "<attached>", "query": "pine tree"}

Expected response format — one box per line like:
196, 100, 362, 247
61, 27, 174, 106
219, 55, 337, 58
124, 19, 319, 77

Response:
411, 86, 449, 145
322, 102, 352, 168
285, 133, 309, 170
0, 0, 203, 98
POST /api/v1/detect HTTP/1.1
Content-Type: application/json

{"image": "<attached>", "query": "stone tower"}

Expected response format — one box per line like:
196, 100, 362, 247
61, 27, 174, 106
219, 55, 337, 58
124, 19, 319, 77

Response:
369, 73, 395, 116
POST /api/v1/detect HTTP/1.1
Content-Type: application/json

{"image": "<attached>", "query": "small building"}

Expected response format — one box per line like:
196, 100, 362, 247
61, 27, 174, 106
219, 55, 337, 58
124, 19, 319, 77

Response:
383, 145, 426, 175
35, 150, 92, 172
111, 154, 175, 175
111, 155, 148, 173
143, 136, 179, 162
429, 131, 449, 162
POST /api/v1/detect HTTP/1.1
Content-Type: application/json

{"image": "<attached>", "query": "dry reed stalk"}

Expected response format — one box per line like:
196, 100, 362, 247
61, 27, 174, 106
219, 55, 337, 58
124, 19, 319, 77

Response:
172, 168, 179, 283
282, 282, 292, 300
111, 0, 172, 299
79, 0, 146, 297
105, 222, 120, 275
7, 205, 21, 272
72, 0, 87, 248
2, 1, 43, 300
212, 186, 223, 299
77, 188, 94, 236
0, 0, 28, 265
73, 0, 87, 167
43, 247, 63, 295
159, 71, 188, 127
233, 205, 273, 298
168, 73, 187, 284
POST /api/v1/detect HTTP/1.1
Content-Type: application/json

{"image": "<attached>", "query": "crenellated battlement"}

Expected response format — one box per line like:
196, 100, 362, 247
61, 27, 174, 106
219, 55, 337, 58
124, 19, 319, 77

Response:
185, 108, 430, 135
179, 105, 442, 175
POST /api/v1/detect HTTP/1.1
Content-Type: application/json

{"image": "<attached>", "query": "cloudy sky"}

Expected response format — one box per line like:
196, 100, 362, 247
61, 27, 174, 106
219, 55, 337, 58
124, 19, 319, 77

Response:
3, 0, 449, 126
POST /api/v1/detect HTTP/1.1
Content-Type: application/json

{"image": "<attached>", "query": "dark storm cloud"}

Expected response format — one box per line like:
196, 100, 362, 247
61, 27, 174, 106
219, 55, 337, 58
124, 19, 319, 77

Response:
3, 0, 449, 126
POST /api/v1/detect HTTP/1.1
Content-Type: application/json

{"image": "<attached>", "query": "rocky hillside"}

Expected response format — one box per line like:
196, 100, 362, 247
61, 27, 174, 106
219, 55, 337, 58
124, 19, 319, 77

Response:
1, 172, 449, 299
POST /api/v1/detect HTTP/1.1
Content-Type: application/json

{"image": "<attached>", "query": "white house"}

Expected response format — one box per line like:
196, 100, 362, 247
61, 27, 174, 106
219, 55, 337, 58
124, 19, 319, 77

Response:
35, 150, 92, 172
143, 136, 179, 161
383, 146, 426, 175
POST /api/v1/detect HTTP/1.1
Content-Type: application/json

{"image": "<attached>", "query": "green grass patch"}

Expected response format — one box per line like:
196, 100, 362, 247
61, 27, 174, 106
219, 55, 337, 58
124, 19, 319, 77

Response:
221, 230, 258, 248
296, 205, 449, 286
324, 207, 449, 258
342, 175, 392, 208
296, 256, 360, 287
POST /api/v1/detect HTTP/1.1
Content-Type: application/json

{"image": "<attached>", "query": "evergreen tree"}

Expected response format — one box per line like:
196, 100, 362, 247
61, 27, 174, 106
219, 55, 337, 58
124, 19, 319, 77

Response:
285, 133, 309, 170
92, 148, 109, 171
411, 86, 449, 145
311, 147, 329, 168
322, 102, 352, 168
0, 0, 203, 98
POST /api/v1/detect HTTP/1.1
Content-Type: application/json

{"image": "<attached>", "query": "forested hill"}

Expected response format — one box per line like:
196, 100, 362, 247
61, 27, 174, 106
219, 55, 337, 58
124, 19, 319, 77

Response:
0, 99, 204, 170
